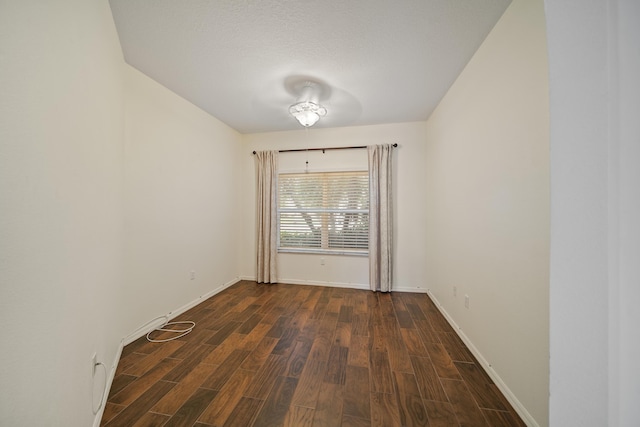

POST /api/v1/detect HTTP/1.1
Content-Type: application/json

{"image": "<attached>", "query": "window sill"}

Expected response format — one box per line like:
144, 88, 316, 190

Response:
278, 248, 369, 257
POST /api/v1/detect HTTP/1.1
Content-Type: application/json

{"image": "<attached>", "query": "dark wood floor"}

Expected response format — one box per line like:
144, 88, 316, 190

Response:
101, 280, 525, 427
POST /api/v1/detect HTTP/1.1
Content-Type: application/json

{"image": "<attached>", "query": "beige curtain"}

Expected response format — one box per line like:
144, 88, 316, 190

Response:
255, 150, 278, 283
368, 144, 393, 292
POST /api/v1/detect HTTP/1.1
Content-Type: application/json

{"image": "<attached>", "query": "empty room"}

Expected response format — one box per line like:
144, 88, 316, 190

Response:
2, 0, 639, 426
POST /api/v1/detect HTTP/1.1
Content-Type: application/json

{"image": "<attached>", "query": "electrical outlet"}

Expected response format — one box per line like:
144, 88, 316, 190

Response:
320, 258, 325, 266
91, 352, 97, 375
190, 270, 196, 280
453, 286, 457, 297
464, 294, 470, 309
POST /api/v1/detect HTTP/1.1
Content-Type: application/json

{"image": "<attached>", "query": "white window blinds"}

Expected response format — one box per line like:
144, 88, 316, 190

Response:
278, 171, 369, 254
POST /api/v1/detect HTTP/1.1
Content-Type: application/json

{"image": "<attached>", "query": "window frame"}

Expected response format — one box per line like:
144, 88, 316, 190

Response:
277, 170, 369, 256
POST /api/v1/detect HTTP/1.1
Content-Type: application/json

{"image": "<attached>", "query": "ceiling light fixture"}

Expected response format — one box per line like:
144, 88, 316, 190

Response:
289, 81, 327, 127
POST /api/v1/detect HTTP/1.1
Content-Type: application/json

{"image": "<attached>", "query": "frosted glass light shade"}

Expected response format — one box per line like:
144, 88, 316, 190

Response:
289, 101, 327, 127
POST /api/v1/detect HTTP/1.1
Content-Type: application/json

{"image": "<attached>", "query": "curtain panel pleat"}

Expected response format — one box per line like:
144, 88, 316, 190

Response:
368, 144, 393, 292
255, 150, 278, 283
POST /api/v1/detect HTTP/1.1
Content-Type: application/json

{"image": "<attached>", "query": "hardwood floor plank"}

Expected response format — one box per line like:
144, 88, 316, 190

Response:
395, 310, 415, 329
206, 321, 242, 346
240, 336, 279, 372
307, 313, 337, 362
244, 354, 286, 399
338, 305, 354, 323
393, 372, 428, 427
152, 362, 219, 415
405, 302, 427, 321
401, 328, 428, 356
163, 344, 215, 382
333, 320, 352, 348
299, 287, 322, 312
197, 369, 254, 426
237, 313, 264, 334
168, 329, 216, 360
253, 376, 299, 427
131, 411, 170, 427
110, 358, 181, 406
481, 408, 527, 427
454, 361, 508, 411
100, 403, 124, 425
124, 340, 184, 377
343, 365, 371, 420
163, 387, 218, 427
238, 323, 272, 351
298, 318, 320, 344
115, 352, 147, 376
424, 341, 461, 380
377, 293, 396, 318
266, 315, 291, 338
289, 308, 312, 331
414, 318, 442, 344
284, 339, 313, 378
423, 399, 459, 427
271, 327, 300, 357
342, 415, 371, 427
441, 379, 489, 427
200, 349, 250, 391
370, 392, 401, 427
104, 380, 176, 427
382, 316, 413, 373
200, 333, 243, 365
369, 351, 394, 394
411, 355, 449, 402
438, 332, 474, 363
311, 382, 343, 427
325, 295, 343, 314
221, 396, 263, 427
323, 345, 349, 385
351, 312, 370, 337
291, 358, 327, 408
283, 405, 315, 427
347, 334, 370, 368
310, 293, 329, 320
231, 299, 260, 316
108, 374, 137, 398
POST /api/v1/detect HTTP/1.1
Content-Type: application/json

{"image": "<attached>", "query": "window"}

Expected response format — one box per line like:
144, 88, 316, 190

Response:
278, 171, 369, 254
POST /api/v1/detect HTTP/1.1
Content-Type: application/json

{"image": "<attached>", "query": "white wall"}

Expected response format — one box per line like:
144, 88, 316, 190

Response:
0, 1, 126, 425
424, 0, 549, 425
545, 0, 640, 425
123, 65, 243, 334
240, 122, 429, 291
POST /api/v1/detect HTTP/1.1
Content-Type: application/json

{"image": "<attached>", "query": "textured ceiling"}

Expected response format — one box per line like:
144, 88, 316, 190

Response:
109, 0, 511, 134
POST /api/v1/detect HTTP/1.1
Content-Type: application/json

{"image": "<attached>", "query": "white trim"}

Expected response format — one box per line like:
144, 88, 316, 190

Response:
427, 290, 538, 427
241, 276, 433, 295
270, 277, 370, 291
241, 275, 369, 291
278, 248, 368, 257
392, 286, 430, 294
92, 340, 123, 427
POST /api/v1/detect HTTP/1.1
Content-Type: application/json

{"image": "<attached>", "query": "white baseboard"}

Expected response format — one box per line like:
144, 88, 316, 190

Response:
392, 286, 429, 293
92, 339, 124, 427
426, 290, 538, 427
240, 275, 370, 290
279, 278, 370, 290
240, 276, 431, 294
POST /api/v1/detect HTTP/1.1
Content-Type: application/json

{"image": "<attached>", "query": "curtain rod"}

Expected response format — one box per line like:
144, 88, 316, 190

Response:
252, 143, 397, 155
